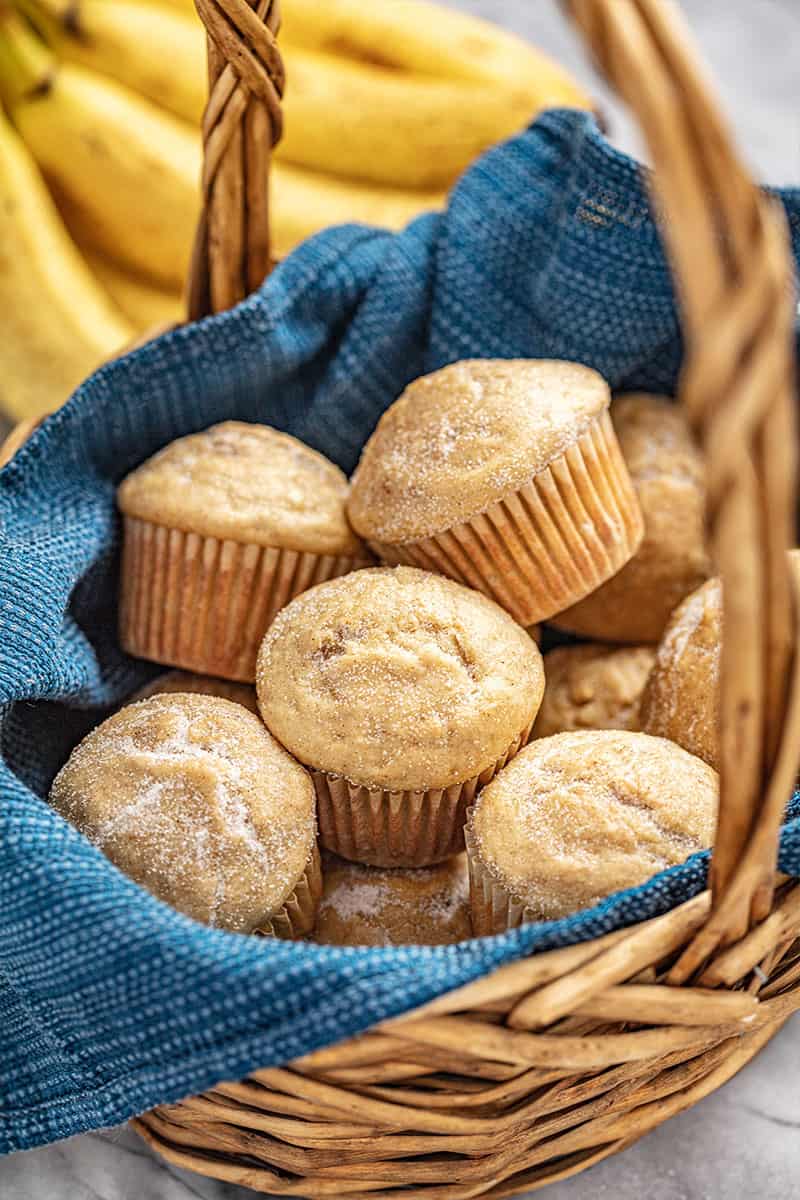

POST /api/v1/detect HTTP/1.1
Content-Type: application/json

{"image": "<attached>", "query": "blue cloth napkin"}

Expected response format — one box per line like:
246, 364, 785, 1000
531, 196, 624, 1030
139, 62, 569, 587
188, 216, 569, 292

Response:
2, 109, 800, 1153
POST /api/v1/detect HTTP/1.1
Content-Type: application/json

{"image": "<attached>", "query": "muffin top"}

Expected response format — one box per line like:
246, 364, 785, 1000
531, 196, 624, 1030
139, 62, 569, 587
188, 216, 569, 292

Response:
49, 693, 316, 932
553, 394, 710, 643
118, 421, 363, 555
347, 359, 610, 544
469, 730, 717, 920
639, 577, 722, 768
641, 549, 800, 770
534, 643, 655, 739
131, 670, 259, 714
315, 853, 471, 946
257, 565, 544, 792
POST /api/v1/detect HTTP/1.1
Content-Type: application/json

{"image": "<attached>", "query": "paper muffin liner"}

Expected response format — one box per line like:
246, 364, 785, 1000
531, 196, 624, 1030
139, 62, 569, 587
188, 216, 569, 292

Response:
119, 516, 371, 682
369, 411, 644, 626
255, 842, 322, 940
313, 720, 534, 868
464, 809, 534, 936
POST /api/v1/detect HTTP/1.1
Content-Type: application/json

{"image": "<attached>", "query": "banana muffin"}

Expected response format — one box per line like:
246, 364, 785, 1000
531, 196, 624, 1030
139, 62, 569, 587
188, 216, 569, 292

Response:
640, 550, 800, 771
553, 394, 710, 643
347, 359, 643, 625
315, 853, 471, 946
50, 693, 320, 936
256, 565, 544, 866
467, 730, 718, 934
533, 643, 655, 738
639, 578, 721, 768
117, 421, 371, 681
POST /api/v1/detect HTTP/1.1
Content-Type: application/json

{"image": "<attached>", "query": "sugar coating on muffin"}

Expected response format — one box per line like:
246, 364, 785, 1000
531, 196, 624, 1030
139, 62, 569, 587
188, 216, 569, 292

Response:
131, 670, 259, 714
469, 730, 718, 922
256, 565, 544, 792
553, 394, 710, 643
315, 854, 471, 946
641, 550, 800, 771
49, 693, 317, 932
347, 359, 610, 544
639, 577, 722, 768
118, 420, 363, 555
534, 644, 655, 738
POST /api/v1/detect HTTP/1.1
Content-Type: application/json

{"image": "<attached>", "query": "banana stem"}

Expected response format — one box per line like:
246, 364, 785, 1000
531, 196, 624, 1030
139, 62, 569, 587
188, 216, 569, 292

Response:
0, 7, 56, 106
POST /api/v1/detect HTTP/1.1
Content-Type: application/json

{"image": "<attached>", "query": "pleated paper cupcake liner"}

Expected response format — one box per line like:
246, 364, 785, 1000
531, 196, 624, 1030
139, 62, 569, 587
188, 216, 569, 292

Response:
464, 810, 534, 937
256, 842, 322, 940
119, 516, 371, 682
369, 411, 644, 626
313, 720, 534, 868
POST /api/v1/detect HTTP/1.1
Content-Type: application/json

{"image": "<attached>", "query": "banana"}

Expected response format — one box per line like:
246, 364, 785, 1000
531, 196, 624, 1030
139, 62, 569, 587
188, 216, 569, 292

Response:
0, 13, 445, 295
81, 251, 185, 332
17, 0, 581, 189
115, 0, 197, 10
269, 161, 445, 260
52, 131, 443, 276
0, 417, 42, 468
0, 108, 133, 422
17, 0, 207, 125
0, 11, 201, 287
279, 47, 555, 189
279, 0, 590, 107
83, 0, 590, 116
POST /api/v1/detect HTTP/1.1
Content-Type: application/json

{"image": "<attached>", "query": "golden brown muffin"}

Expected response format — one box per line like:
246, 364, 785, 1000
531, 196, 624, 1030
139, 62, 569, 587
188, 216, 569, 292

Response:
50, 693, 320, 936
257, 565, 544, 866
117, 421, 371, 682
119, 421, 363, 554
553, 394, 710, 643
315, 854, 471, 946
347, 360, 643, 625
533, 643, 655, 738
640, 551, 800, 771
467, 730, 718, 934
131, 670, 259, 714
639, 578, 721, 767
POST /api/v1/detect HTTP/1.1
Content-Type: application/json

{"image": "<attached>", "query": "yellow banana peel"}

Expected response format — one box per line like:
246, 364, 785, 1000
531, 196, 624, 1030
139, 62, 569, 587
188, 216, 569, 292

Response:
0, 13, 202, 287
279, 0, 591, 106
81, 251, 186, 333
17, 0, 208, 125
279, 45, 557, 189
0, 107, 132, 421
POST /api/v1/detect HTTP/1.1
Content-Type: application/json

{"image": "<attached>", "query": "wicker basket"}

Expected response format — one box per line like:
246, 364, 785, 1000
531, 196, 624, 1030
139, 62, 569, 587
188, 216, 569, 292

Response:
4, 0, 800, 1195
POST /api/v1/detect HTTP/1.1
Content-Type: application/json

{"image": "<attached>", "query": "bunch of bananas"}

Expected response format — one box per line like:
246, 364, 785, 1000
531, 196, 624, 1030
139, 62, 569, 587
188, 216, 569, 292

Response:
0, 0, 590, 421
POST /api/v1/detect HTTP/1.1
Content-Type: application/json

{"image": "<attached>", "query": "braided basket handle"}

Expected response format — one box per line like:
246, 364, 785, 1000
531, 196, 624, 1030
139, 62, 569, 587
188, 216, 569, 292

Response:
566, 0, 800, 968
187, 0, 284, 319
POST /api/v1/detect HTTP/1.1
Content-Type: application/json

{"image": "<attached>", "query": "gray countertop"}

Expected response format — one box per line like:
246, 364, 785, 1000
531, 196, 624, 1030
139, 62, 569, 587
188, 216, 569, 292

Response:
4, 2, 800, 1198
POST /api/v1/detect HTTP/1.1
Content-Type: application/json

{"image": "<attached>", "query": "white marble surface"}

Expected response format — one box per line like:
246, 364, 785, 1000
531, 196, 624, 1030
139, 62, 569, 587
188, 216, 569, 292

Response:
5, 2, 800, 1198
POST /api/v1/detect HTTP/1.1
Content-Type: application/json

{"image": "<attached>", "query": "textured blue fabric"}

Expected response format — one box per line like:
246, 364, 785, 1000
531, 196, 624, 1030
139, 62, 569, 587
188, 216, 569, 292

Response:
2, 109, 800, 1154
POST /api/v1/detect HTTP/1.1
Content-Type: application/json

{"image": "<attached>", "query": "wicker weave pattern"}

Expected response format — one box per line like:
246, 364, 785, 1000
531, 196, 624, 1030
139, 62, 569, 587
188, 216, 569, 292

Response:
134, 880, 800, 1195
187, 0, 284, 318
